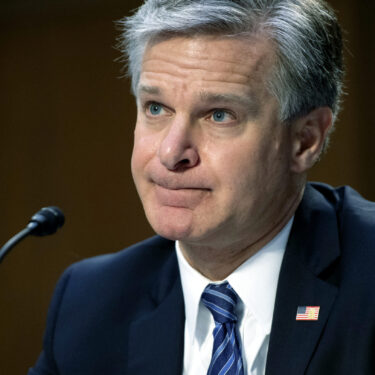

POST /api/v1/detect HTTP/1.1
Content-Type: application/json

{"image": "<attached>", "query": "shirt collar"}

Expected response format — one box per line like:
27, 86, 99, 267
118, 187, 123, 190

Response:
176, 217, 293, 345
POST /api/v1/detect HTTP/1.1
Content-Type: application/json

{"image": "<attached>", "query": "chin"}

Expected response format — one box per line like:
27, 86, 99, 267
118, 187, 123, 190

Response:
151, 222, 194, 241
146, 206, 196, 241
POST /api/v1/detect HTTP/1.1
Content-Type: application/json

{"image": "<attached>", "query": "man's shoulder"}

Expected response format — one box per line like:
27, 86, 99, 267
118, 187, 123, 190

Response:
308, 181, 375, 264
72, 235, 175, 268
308, 181, 375, 224
62, 235, 176, 291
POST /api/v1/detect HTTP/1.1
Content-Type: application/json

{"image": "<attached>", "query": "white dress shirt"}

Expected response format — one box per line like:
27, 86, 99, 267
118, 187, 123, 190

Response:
175, 217, 293, 375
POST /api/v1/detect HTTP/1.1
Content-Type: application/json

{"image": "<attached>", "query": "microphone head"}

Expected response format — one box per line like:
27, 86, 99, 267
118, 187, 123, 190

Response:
27, 206, 65, 236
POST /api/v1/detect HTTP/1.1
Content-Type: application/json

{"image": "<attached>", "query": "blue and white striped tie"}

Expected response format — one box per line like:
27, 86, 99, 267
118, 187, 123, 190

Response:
202, 282, 244, 375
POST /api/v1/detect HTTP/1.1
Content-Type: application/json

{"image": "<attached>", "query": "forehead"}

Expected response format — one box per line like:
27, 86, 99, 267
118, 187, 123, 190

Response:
138, 35, 275, 98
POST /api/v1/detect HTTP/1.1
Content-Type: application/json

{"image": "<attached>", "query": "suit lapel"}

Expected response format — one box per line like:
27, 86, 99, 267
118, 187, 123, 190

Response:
127, 244, 185, 375
266, 184, 340, 375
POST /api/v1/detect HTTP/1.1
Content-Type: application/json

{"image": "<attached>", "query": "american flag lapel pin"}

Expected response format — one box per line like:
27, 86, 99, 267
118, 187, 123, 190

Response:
296, 306, 320, 321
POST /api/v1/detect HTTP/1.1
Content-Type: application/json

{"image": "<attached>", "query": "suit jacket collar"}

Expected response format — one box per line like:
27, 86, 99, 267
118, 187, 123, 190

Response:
266, 183, 340, 375
128, 239, 185, 375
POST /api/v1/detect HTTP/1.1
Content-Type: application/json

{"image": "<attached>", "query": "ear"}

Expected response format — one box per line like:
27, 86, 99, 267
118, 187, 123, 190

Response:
290, 107, 333, 173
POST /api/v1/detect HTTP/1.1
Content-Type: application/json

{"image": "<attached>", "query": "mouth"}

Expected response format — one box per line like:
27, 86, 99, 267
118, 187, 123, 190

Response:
150, 175, 211, 191
153, 182, 211, 208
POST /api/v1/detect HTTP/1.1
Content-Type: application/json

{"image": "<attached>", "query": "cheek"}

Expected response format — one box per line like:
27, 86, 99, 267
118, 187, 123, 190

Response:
211, 144, 260, 203
131, 125, 158, 176
213, 135, 285, 202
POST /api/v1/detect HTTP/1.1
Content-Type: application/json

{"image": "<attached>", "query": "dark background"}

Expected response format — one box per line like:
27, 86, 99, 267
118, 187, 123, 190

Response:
1, 1, 374, 373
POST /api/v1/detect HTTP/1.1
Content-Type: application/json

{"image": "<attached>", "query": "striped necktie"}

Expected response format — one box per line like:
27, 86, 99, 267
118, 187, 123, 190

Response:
202, 282, 244, 375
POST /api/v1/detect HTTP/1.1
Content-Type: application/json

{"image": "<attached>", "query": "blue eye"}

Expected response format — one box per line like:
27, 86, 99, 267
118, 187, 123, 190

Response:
149, 103, 162, 115
212, 110, 229, 122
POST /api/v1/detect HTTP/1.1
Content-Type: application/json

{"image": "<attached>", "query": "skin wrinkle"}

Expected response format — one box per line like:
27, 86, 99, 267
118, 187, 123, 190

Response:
142, 37, 264, 84
144, 54, 255, 66
141, 68, 251, 86
141, 58, 260, 84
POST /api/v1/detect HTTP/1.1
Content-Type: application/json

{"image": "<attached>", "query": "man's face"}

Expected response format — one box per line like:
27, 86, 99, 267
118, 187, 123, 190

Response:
131, 35, 297, 250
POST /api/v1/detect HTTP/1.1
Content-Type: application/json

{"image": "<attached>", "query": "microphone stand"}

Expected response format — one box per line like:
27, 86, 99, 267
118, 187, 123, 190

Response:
0, 223, 38, 264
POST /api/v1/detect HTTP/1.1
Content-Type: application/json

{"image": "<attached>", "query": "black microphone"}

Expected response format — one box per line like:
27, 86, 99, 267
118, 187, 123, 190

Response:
0, 206, 65, 264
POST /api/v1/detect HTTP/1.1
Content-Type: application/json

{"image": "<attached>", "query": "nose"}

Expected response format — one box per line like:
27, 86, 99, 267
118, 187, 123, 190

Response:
158, 118, 199, 171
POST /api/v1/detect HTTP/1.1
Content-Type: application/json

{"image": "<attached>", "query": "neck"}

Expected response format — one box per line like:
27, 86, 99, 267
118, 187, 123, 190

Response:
179, 185, 304, 281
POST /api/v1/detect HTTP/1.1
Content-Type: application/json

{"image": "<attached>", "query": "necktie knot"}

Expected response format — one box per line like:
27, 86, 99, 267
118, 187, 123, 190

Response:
201, 281, 239, 324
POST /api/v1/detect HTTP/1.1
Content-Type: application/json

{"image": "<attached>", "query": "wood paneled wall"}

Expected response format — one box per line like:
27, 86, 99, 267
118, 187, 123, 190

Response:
0, 1, 374, 373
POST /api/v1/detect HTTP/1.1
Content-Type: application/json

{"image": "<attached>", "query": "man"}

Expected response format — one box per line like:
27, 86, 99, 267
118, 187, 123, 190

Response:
29, 0, 375, 374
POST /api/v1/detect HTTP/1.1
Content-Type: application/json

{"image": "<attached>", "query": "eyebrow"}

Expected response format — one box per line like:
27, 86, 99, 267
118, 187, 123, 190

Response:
199, 92, 252, 107
199, 91, 260, 117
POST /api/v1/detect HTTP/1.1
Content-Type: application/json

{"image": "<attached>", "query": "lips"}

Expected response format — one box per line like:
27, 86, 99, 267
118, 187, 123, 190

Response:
153, 182, 210, 208
151, 177, 210, 190
149, 169, 211, 189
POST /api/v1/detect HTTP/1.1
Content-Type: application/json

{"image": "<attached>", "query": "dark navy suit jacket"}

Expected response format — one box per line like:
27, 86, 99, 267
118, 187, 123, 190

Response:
29, 183, 375, 374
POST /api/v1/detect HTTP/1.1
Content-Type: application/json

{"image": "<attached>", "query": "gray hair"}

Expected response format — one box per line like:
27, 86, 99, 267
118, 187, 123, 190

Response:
117, 0, 344, 125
